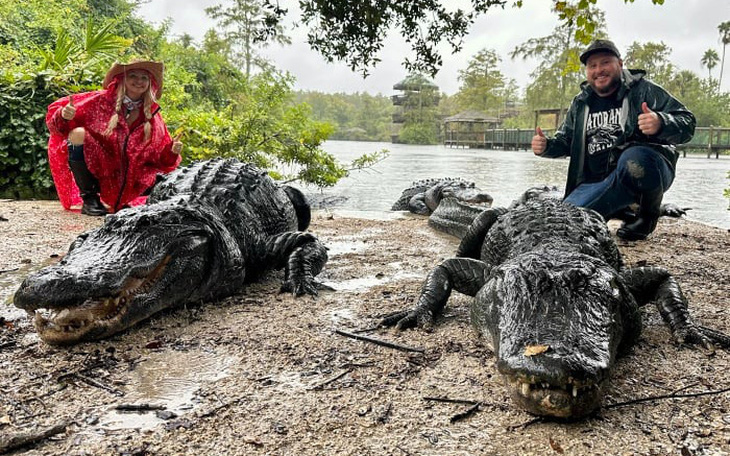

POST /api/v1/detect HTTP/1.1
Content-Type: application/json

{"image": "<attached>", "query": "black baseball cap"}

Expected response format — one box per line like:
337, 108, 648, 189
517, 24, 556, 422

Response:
579, 39, 621, 64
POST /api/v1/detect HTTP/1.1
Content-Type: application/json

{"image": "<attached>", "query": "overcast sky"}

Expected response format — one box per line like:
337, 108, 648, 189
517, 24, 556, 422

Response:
137, 0, 729, 96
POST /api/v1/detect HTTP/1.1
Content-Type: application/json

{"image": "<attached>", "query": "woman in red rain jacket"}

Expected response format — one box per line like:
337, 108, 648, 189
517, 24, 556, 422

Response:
46, 60, 182, 215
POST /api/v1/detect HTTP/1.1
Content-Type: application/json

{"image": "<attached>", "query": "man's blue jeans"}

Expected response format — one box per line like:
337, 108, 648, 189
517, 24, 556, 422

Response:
564, 145, 674, 218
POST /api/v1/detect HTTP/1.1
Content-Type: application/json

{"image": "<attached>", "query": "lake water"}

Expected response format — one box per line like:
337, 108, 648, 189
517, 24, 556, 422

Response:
314, 140, 730, 229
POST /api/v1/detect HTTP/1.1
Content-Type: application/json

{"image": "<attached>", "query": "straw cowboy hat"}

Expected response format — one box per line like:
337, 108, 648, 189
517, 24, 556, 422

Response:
102, 60, 164, 97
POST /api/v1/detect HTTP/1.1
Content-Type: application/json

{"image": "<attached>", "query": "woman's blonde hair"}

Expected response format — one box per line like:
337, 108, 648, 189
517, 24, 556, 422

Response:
103, 76, 156, 142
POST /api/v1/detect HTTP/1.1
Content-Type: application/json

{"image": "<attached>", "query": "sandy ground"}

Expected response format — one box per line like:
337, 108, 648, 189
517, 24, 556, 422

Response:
0, 199, 729, 456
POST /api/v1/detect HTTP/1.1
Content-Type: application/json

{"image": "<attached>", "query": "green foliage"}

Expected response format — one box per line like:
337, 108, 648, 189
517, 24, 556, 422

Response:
454, 48, 517, 116
0, 0, 383, 199
206, 0, 291, 78
398, 122, 439, 145
260, 0, 664, 76
294, 91, 393, 141
0, 71, 95, 198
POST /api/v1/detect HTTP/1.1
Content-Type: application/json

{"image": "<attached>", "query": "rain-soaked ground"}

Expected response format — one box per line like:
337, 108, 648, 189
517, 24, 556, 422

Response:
0, 200, 729, 455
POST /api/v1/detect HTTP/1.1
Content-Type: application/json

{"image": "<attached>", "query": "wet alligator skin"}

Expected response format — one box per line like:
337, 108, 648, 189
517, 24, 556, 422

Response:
383, 196, 729, 418
15, 159, 328, 345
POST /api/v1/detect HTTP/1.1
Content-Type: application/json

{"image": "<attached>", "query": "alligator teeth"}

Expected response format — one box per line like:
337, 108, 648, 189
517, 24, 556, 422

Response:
521, 383, 530, 396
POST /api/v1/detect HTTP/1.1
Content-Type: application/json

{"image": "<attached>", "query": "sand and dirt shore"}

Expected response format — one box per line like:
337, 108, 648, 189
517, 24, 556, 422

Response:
1, 199, 729, 455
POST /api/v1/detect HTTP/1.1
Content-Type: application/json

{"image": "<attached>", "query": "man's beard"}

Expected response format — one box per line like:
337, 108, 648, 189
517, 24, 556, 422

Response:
590, 73, 621, 96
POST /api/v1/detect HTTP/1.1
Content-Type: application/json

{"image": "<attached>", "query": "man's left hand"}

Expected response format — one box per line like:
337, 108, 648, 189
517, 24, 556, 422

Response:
638, 102, 661, 136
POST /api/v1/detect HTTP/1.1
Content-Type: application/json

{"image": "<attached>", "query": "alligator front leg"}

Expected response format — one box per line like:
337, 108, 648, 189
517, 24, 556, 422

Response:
621, 267, 730, 349
456, 207, 507, 259
381, 258, 491, 330
261, 232, 329, 296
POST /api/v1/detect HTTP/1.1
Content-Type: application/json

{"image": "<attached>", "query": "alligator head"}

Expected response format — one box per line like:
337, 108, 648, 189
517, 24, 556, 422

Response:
425, 181, 493, 212
472, 249, 640, 418
14, 197, 243, 345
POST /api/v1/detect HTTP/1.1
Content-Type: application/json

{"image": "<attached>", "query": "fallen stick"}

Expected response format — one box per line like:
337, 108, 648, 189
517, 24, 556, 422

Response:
450, 402, 481, 423
334, 329, 425, 353
115, 403, 167, 412
70, 373, 124, 396
423, 396, 481, 405
0, 421, 68, 454
310, 369, 353, 390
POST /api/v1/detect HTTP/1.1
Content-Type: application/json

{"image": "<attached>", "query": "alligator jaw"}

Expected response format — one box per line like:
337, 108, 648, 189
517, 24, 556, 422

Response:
30, 255, 171, 345
505, 375, 602, 419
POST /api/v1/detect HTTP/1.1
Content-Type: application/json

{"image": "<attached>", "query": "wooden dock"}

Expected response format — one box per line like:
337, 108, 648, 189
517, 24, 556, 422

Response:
444, 127, 730, 158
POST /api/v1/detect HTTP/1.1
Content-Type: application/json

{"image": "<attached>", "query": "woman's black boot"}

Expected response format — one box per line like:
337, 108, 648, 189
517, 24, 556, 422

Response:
68, 159, 108, 216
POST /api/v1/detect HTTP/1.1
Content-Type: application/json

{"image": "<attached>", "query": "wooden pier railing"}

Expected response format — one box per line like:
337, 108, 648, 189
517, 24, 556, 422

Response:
443, 127, 730, 158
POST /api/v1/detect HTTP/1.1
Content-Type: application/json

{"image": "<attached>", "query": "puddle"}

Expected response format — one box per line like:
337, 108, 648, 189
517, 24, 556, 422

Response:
326, 240, 368, 257
325, 262, 422, 292
0, 260, 56, 321
327, 307, 358, 326
98, 350, 236, 431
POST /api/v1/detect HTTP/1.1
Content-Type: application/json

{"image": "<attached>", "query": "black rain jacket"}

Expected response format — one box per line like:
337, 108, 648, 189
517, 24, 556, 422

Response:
542, 68, 696, 197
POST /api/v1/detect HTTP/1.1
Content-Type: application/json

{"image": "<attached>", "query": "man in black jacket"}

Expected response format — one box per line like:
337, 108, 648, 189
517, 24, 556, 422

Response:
532, 39, 696, 240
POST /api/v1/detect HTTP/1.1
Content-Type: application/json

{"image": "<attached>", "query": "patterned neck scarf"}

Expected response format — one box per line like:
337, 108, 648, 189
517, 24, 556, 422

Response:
123, 96, 143, 117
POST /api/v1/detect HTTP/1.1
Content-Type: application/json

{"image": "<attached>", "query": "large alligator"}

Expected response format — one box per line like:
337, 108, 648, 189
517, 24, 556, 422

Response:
391, 178, 493, 215
14, 159, 328, 345
382, 193, 728, 418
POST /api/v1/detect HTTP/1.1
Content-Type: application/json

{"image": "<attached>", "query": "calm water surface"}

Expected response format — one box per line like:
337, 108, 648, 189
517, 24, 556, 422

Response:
317, 140, 730, 229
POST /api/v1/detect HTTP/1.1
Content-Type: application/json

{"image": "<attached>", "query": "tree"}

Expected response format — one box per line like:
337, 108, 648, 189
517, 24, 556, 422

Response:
454, 48, 510, 114
511, 3, 606, 114
624, 41, 674, 87
718, 21, 730, 91
701, 48, 719, 80
206, 0, 291, 79
260, 0, 665, 77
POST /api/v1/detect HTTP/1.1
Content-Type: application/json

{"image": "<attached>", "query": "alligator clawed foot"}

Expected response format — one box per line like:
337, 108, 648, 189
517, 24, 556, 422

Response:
281, 278, 333, 297
379, 309, 433, 330
684, 325, 730, 352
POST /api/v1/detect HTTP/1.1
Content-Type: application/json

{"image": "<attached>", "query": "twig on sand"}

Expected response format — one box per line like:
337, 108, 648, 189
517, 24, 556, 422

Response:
604, 385, 730, 410
507, 417, 544, 432
310, 369, 353, 391
423, 396, 481, 405
450, 402, 481, 423
61, 373, 124, 396
423, 396, 483, 423
115, 403, 167, 412
0, 421, 69, 454
334, 329, 425, 353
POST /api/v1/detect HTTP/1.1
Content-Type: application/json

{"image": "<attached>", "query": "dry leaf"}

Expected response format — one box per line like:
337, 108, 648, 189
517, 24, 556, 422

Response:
0, 415, 11, 425
524, 344, 550, 356
549, 437, 564, 454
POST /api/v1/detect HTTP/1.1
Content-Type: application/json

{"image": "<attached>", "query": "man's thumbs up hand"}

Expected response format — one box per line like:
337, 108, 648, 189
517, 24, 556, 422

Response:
61, 95, 76, 121
532, 126, 548, 155
638, 101, 660, 135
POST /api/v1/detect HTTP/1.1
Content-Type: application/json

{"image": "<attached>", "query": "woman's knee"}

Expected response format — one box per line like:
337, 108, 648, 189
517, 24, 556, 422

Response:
67, 127, 86, 145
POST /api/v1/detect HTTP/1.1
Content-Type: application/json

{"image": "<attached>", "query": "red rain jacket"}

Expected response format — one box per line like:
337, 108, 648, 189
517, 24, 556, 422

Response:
46, 76, 181, 212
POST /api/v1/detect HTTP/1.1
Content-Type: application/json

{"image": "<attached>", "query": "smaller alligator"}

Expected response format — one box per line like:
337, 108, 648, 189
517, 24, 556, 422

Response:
391, 178, 493, 215
382, 190, 728, 418
14, 159, 328, 345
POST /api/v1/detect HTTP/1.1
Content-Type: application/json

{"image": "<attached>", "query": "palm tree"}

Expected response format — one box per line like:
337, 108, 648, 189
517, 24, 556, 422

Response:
701, 48, 719, 80
718, 21, 730, 91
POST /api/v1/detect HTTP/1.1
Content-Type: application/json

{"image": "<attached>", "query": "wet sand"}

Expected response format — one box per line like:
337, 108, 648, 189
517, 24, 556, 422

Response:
0, 199, 729, 455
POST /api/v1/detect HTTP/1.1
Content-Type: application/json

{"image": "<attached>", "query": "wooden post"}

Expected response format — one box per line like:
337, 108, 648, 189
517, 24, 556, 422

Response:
707, 125, 714, 159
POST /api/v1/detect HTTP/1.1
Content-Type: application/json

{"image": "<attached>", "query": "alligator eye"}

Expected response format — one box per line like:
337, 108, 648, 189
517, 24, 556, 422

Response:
69, 232, 91, 252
